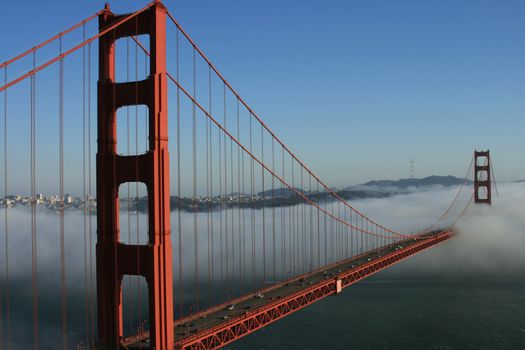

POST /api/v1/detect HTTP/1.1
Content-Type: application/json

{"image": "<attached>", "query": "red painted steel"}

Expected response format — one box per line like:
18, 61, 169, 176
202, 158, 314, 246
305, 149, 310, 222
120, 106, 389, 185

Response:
0, 2, 478, 349
474, 150, 491, 205
0, 2, 156, 93
126, 35, 411, 243
165, 11, 409, 239
96, 2, 174, 349
165, 76, 399, 240
172, 231, 454, 350
0, 11, 102, 70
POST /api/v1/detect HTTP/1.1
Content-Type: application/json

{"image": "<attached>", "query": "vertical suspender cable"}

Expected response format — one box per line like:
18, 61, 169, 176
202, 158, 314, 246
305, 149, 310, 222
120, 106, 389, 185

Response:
301, 168, 305, 271
207, 66, 215, 305
376, 225, 379, 250
175, 28, 184, 318
357, 213, 360, 255
363, 218, 366, 252
337, 201, 341, 261
330, 200, 334, 264
223, 84, 228, 287
359, 215, 362, 254
338, 203, 341, 259
3, 66, 11, 350
271, 137, 276, 282
249, 114, 255, 288
335, 202, 338, 261
294, 162, 298, 272
281, 147, 285, 278
87, 41, 95, 349
350, 209, 353, 257
81, 24, 89, 346
31, 50, 39, 350
59, 36, 67, 350
288, 157, 292, 272
309, 175, 313, 271
323, 184, 327, 266
356, 212, 359, 256
349, 208, 352, 256
366, 220, 370, 252
206, 66, 211, 307
218, 103, 224, 300
345, 205, 348, 257
242, 131, 247, 288
362, 215, 365, 254
292, 163, 300, 275
340, 202, 344, 259
316, 181, 320, 269
240, 106, 246, 288
192, 47, 199, 310
230, 102, 234, 286
236, 99, 242, 285
261, 124, 265, 284
300, 167, 303, 271
489, 157, 499, 197
343, 204, 347, 258
291, 159, 295, 274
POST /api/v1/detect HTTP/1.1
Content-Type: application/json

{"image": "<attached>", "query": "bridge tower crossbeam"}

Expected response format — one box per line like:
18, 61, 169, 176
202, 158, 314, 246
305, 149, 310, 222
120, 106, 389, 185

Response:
474, 150, 492, 205
96, 2, 174, 349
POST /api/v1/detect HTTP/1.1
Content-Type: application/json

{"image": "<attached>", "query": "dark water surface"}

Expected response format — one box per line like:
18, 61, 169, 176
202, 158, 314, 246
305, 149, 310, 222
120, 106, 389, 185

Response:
3, 185, 525, 349
225, 258, 525, 350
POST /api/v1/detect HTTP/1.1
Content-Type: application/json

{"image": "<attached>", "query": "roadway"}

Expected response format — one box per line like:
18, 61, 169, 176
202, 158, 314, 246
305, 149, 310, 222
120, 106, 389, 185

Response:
123, 231, 446, 349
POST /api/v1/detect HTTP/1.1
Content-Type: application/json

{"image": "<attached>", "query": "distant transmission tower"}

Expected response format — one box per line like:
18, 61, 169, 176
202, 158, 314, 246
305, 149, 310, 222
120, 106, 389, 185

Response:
410, 158, 415, 178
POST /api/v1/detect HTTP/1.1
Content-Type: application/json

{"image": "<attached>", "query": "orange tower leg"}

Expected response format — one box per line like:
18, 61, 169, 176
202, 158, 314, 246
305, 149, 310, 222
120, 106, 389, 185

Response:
474, 150, 492, 205
96, 2, 174, 348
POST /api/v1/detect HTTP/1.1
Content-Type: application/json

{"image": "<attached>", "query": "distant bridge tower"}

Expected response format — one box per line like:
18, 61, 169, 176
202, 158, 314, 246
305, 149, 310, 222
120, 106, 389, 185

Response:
96, 2, 174, 349
474, 150, 491, 205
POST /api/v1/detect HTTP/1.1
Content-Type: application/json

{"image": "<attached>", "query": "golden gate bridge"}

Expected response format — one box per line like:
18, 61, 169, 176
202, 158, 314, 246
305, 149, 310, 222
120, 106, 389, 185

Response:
0, 1, 496, 349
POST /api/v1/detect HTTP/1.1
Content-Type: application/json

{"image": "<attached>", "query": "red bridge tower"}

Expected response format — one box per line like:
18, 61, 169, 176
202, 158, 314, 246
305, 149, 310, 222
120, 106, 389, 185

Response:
96, 2, 174, 349
474, 150, 492, 205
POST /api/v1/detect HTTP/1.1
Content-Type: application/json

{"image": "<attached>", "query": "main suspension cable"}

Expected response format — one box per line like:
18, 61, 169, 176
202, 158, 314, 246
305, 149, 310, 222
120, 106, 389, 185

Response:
0, 10, 102, 70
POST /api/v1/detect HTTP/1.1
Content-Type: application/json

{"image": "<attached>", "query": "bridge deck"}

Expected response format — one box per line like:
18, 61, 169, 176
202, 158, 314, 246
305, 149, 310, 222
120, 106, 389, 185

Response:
122, 230, 453, 350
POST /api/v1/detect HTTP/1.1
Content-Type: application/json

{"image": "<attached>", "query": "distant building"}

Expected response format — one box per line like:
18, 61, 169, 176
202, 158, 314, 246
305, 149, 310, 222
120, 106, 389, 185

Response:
65, 193, 74, 204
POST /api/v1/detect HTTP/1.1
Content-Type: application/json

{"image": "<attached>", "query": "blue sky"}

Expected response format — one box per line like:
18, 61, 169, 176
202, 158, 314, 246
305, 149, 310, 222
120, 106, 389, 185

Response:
1, 0, 524, 194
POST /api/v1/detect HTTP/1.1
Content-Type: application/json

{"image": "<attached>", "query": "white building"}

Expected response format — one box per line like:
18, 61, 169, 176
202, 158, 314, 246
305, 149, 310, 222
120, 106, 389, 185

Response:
65, 194, 74, 204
